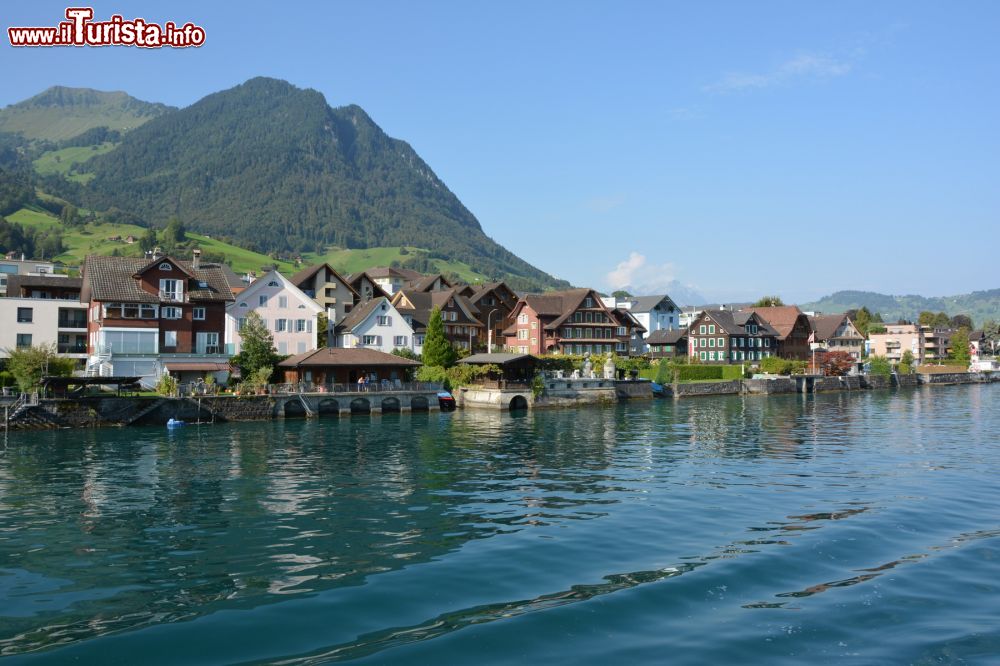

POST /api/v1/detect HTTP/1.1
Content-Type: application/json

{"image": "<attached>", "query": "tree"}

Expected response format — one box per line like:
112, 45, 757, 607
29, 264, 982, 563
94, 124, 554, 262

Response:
816, 351, 855, 376
5, 343, 75, 392
754, 295, 784, 307
918, 311, 936, 327
611, 290, 633, 299
316, 312, 329, 347
853, 307, 873, 336
932, 312, 950, 328
164, 217, 186, 245
59, 204, 81, 226
421, 306, 457, 367
139, 227, 158, 252
232, 311, 277, 380
949, 328, 971, 364
654, 358, 673, 384
868, 355, 892, 378
898, 350, 915, 375
950, 314, 974, 331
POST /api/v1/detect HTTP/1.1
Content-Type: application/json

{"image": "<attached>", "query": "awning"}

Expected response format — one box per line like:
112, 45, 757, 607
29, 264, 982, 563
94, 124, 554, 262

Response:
164, 362, 230, 372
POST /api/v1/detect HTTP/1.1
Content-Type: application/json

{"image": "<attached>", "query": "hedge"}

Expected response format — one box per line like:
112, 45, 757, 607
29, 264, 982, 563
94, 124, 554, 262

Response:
676, 365, 724, 381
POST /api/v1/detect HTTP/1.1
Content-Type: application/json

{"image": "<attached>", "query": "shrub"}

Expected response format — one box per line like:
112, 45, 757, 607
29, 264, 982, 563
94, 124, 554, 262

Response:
868, 355, 892, 378
155, 374, 178, 397
676, 365, 723, 381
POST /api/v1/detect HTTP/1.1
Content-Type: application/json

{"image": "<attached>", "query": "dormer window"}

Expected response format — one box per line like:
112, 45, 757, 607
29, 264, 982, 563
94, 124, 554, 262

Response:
267, 280, 279, 287
159, 278, 183, 302
198, 281, 208, 288
159, 263, 172, 271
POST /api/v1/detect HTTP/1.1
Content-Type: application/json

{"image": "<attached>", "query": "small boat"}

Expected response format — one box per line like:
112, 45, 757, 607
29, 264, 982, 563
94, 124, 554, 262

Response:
167, 418, 186, 428
437, 391, 456, 411
650, 382, 666, 397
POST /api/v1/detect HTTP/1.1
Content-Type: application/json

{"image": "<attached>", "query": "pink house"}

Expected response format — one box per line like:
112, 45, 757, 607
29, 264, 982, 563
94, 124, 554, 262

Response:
225, 270, 323, 356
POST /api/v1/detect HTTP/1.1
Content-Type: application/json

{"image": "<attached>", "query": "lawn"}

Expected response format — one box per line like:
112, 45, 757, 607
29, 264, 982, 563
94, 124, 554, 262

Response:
33, 143, 117, 177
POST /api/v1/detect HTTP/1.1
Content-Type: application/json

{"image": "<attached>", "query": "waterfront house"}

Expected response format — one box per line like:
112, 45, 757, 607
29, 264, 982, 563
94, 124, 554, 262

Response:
0, 257, 60, 295
808, 313, 865, 360
612, 308, 648, 355
466, 281, 519, 352
288, 263, 360, 325
502, 288, 638, 356
646, 329, 688, 359
277, 347, 422, 386
603, 294, 679, 354
920, 327, 950, 362
457, 352, 539, 384
392, 288, 485, 352
225, 269, 323, 357
868, 323, 924, 363
742, 305, 814, 360
80, 252, 234, 384
687, 308, 779, 363
333, 296, 416, 354
0, 275, 88, 368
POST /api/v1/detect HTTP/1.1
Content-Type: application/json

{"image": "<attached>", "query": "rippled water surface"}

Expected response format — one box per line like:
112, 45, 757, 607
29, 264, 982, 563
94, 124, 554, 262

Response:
1, 385, 998, 664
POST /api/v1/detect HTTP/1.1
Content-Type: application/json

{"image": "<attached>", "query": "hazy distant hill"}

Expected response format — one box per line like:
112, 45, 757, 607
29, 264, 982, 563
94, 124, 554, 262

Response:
0, 86, 173, 141
802, 289, 1000, 326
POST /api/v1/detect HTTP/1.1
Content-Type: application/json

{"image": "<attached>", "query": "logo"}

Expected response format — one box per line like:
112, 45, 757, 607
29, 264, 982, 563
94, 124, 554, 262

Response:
8, 7, 205, 48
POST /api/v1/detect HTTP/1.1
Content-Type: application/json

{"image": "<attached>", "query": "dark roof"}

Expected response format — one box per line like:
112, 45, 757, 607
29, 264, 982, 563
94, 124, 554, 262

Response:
335, 297, 387, 332
458, 353, 538, 365
408, 273, 452, 292
630, 294, 677, 313
4, 273, 82, 294
646, 329, 687, 344
278, 347, 422, 368
365, 266, 423, 280
392, 289, 483, 330
697, 309, 779, 337
808, 314, 851, 341
288, 263, 359, 297
208, 263, 246, 289
83, 255, 234, 303
614, 308, 646, 332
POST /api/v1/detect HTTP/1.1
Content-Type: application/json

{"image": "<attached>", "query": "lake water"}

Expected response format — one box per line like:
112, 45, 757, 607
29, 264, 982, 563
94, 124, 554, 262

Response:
1, 385, 998, 664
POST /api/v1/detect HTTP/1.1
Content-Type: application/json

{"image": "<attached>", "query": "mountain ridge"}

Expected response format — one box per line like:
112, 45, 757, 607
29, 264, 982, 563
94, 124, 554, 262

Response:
802, 289, 1000, 325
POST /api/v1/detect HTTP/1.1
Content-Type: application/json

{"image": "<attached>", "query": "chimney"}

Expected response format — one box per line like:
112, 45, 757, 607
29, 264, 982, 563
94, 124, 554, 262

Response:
152, 246, 163, 260
192, 248, 201, 270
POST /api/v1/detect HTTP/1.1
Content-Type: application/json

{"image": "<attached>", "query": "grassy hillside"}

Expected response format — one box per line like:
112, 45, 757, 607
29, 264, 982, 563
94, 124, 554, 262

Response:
0, 87, 172, 141
33, 143, 117, 182
8, 209, 494, 282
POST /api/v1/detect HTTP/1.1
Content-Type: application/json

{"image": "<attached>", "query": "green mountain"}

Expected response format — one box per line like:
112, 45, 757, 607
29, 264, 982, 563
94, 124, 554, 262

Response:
0, 86, 173, 141
802, 290, 1000, 327
53, 77, 566, 291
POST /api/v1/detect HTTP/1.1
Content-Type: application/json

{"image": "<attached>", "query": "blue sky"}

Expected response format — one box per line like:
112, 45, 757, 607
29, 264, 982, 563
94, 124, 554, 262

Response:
2, 1, 998, 302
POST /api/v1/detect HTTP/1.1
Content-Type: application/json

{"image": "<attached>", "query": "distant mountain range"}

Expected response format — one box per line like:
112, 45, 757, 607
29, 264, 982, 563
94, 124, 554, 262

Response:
802, 289, 1000, 326
0, 86, 172, 141
0, 79, 568, 291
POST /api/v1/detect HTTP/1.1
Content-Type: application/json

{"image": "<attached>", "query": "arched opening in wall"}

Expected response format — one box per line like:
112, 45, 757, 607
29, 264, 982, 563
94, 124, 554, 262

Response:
410, 396, 429, 411
317, 398, 340, 416
284, 400, 306, 418
509, 395, 529, 411
350, 398, 371, 414
381, 397, 401, 413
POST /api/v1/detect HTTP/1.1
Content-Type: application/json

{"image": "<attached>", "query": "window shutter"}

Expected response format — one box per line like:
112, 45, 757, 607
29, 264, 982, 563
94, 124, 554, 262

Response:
377, 335, 383, 346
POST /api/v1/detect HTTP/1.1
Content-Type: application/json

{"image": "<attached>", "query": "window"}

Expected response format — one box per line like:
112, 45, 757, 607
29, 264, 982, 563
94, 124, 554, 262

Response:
518, 329, 528, 340
708, 324, 716, 334
709, 338, 715, 348
718, 350, 726, 361
616, 326, 626, 336
162, 306, 182, 319
362, 335, 378, 346
765, 338, 771, 348
278, 296, 288, 308
740, 337, 745, 348
699, 325, 706, 334
239, 302, 247, 308
296, 319, 310, 333
278, 341, 288, 355
164, 331, 177, 348
16, 307, 32, 323
297, 342, 306, 353
518, 313, 528, 324
531, 337, 537, 346
700, 351, 707, 361
394, 335, 408, 346
450, 311, 458, 322
531, 321, 537, 329
585, 297, 593, 307
159, 279, 183, 301
16, 333, 32, 348
415, 335, 425, 346
267, 281, 280, 288
718, 337, 724, 348
259, 295, 268, 307
377, 315, 391, 326
276, 319, 287, 332
709, 351, 716, 361
193, 307, 205, 320
159, 263, 172, 271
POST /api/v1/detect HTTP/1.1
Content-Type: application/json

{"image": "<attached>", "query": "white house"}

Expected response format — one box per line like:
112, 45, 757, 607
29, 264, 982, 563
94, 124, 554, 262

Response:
225, 270, 323, 357
334, 297, 417, 355
602, 294, 679, 354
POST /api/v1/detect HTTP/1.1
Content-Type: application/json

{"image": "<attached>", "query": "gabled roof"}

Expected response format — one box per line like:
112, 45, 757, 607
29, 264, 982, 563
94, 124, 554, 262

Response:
5, 274, 82, 293
808, 313, 853, 341
278, 347, 422, 368
470, 281, 518, 305
458, 353, 538, 365
133, 255, 194, 279
696, 309, 779, 337
614, 308, 646, 332
226, 269, 322, 313
365, 266, 423, 281
742, 306, 810, 340
289, 263, 360, 299
344, 272, 390, 300
407, 273, 452, 292
83, 255, 234, 303
646, 329, 687, 344
630, 294, 678, 313
392, 288, 483, 332
335, 297, 410, 334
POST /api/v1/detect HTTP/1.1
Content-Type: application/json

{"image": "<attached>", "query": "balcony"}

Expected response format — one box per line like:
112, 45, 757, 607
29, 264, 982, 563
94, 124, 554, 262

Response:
159, 290, 185, 303
57, 343, 88, 354
58, 315, 88, 329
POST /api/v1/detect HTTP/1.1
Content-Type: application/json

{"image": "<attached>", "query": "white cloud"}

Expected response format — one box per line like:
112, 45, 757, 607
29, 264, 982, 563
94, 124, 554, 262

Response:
605, 252, 678, 294
705, 53, 852, 93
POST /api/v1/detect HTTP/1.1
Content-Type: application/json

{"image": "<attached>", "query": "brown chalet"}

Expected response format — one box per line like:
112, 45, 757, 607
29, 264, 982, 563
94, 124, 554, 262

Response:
391, 288, 485, 351
502, 288, 639, 356
687, 308, 779, 363
81, 253, 235, 357
741, 305, 814, 360
467, 281, 520, 351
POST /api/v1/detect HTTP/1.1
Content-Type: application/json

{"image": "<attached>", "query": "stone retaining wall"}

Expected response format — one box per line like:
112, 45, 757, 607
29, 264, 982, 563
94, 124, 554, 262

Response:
615, 380, 653, 400
919, 372, 983, 385
744, 378, 797, 394
673, 380, 743, 397
894, 374, 920, 388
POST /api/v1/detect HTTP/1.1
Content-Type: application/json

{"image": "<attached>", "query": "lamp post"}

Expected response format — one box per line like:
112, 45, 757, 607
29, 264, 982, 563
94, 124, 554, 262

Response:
486, 308, 500, 353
